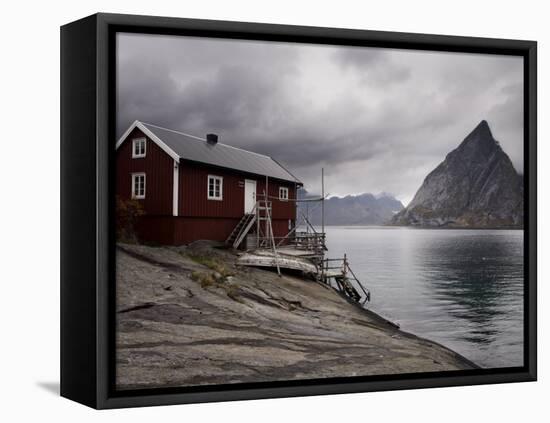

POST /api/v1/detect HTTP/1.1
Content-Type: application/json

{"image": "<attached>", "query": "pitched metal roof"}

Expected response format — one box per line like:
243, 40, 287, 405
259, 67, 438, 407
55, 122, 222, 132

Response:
118, 121, 301, 184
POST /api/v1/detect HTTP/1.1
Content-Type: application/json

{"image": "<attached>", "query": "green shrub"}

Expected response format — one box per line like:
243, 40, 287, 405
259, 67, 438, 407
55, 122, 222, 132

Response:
116, 196, 145, 243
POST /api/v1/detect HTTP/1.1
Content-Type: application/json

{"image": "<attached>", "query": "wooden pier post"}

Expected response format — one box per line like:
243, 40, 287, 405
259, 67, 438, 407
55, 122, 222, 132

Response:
321, 168, 325, 242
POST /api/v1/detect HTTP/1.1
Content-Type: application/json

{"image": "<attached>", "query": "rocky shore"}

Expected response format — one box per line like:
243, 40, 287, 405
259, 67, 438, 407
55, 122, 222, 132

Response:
116, 242, 476, 390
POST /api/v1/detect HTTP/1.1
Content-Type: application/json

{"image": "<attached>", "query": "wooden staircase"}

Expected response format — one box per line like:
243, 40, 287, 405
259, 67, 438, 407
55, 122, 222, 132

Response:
226, 212, 257, 248
320, 254, 371, 304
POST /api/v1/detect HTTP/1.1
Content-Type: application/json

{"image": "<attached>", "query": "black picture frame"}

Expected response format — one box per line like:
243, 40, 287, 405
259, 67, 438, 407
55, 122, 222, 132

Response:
60, 12, 537, 409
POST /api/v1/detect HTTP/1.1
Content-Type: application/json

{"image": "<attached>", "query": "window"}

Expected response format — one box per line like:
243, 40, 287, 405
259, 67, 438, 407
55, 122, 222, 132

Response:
132, 137, 146, 158
279, 186, 289, 201
208, 175, 223, 200
132, 173, 146, 199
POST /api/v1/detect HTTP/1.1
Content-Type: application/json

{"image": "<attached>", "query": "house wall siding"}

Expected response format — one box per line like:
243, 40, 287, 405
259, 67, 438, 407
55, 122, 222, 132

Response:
136, 216, 292, 245
136, 216, 175, 245
116, 127, 174, 216
178, 162, 245, 218
178, 161, 297, 220
258, 179, 296, 220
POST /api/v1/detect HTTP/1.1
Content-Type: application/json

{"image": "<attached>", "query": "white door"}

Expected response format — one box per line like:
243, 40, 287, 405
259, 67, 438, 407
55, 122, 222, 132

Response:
244, 179, 257, 213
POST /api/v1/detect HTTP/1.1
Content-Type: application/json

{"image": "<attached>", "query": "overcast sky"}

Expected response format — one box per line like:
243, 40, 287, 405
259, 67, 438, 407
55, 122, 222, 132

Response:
117, 33, 523, 205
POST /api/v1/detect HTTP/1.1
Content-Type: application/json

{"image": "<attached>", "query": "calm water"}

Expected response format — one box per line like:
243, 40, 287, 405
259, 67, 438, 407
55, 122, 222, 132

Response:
323, 226, 524, 368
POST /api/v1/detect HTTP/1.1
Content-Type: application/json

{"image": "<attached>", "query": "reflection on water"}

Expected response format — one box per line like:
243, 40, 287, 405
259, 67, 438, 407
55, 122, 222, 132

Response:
324, 226, 524, 368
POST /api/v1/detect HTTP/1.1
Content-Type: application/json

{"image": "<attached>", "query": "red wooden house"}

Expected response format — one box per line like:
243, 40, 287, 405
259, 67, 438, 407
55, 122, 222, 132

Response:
116, 120, 302, 246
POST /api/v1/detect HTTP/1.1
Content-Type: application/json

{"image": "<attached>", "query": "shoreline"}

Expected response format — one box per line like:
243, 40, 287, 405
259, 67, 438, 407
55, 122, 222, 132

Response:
115, 242, 478, 390
326, 281, 480, 370
386, 224, 523, 230
315, 224, 523, 230
357, 304, 480, 370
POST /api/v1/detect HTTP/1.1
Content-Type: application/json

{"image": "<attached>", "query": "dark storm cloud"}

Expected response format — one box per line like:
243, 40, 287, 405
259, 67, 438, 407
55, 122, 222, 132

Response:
117, 34, 523, 204
120, 64, 286, 133
334, 47, 412, 84
117, 35, 300, 136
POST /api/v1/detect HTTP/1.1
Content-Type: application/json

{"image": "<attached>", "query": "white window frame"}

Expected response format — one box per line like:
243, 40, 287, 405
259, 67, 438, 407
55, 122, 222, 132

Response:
207, 175, 223, 201
132, 137, 146, 158
131, 173, 146, 199
279, 186, 289, 201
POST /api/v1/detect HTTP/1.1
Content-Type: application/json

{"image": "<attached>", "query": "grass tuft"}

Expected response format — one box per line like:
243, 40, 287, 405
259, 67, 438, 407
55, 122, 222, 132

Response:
188, 254, 235, 278
190, 271, 216, 288
189, 270, 241, 301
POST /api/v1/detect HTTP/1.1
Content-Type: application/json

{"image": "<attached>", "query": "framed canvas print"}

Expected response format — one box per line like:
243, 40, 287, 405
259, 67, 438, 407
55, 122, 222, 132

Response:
60, 13, 537, 409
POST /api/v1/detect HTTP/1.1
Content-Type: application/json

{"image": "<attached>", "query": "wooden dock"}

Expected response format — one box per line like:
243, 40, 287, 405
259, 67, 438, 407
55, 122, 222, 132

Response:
237, 248, 371, 305
231, 183, 370, 305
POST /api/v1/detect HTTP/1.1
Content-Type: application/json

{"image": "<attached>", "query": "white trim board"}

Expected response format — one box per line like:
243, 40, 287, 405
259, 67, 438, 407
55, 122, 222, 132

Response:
173, 160, 179, 216
116, 120, 180, 162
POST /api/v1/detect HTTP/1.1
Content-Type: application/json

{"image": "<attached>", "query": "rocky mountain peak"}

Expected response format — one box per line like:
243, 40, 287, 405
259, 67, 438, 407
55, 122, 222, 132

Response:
470, 119, 492, 138
392, 121, 523, 228
453, 120, 500, 162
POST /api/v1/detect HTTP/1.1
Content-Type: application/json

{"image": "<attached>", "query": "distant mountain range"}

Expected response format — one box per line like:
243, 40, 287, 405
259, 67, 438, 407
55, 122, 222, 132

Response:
297, 191, 404, 226
391, 120, 523, 228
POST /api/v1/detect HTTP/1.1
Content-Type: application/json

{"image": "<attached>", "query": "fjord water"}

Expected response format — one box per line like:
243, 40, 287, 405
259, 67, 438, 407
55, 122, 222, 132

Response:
324, 226, 524, 368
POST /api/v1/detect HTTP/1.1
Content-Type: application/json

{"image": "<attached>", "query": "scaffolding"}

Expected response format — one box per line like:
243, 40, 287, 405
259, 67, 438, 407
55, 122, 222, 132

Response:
233, 168, 370, 304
